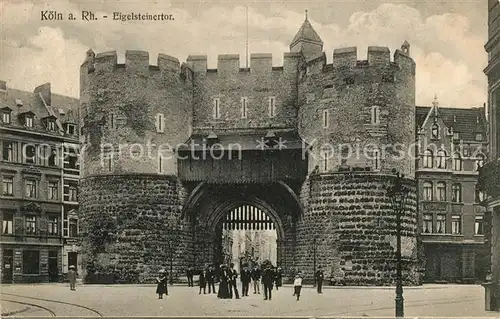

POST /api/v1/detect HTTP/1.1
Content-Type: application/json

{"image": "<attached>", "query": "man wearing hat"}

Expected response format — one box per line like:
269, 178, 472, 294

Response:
68, 265, 77, 291
315, 265, 324, 294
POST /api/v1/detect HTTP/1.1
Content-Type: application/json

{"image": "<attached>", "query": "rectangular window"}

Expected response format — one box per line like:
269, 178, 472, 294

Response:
23, 250, 39, 274
69, 218, 78, 238
25, 216, 36, 234
322, 151, 329, 171
423, 214, 433, 233
48, 120, 55, 131
452, 184, 462, 203
437, 183, 446, 201
158, 155, 165, 174
373, 150, 380, 171
109, 113, 115, 128
213, 98, 221, 119
48, 216, 58, 235
24, 144, 36, 164
241, 97, 248, 119
371, 106, 380, 124
2, 213, 13, 234
436, 214, 446, 234
3, 176, 13, 196
2, 111, 11, 124
25, 116, 33, 128
48, 181, 58, 200
2, 141, 13, 161
323, 110, 329, 128
156, 113, 164, 133
25, 179, 37, 198
475, 133, 483, 141
63, 146, 79, 170
268, 97, 276, 118
453, 132, 460, 140
475, 216, 484, 235
64, 182, 78, 202
67, 124, 75, 135
451, 215, 461, 234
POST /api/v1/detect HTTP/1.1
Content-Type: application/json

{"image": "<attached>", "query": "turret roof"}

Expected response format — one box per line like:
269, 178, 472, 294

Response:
290, 13, 323, 47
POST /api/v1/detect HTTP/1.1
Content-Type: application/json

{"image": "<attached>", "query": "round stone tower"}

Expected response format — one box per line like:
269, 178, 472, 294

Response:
296, 42, 421, 285
79, 50, 193, 283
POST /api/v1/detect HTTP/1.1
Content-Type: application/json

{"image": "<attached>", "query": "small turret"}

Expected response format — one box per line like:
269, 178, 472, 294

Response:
289, 10, 323, 60
401, 40, 410, 56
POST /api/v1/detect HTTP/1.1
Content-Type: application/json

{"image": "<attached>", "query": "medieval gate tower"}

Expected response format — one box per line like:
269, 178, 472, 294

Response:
79, 16, 420, 285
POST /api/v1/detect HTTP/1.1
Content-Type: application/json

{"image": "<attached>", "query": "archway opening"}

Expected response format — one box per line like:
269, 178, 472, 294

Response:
219, 204, 278, 273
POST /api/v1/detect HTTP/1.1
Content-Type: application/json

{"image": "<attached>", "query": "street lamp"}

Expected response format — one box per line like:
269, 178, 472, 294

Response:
313, 237, 317, 287
386, 169, 411, 318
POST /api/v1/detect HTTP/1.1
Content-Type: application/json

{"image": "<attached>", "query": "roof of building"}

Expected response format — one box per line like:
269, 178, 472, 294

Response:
0, 84, 79, 138
416, 106, 487, 141
290, 16, 323, 48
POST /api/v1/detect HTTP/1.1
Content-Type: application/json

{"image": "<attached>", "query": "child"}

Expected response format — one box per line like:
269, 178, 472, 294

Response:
293, 272, 303, 301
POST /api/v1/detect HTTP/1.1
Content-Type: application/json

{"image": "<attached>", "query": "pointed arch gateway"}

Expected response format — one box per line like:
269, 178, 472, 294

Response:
183, 182, 302, 276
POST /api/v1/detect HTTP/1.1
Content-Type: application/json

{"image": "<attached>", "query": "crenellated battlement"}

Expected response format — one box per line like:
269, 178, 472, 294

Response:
186, 52, 303, 75
83, 49, 183, 74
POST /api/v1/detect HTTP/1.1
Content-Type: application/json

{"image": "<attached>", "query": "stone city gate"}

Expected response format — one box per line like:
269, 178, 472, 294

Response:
177, 131, 307, 280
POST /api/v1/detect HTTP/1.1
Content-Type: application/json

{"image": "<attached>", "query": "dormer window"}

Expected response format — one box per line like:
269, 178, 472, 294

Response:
25, 115, 34, 128
48, 120, 55, 131
431, 123, 439, 139
1, 108, 11, 124
66, 124, 75, 135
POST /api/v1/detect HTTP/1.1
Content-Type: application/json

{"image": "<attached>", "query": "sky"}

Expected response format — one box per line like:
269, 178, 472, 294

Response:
0, 0, 489, 108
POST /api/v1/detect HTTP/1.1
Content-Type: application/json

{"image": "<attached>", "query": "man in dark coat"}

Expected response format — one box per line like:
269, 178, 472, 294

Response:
228, 263, 240, 299
186, 266, 194, 287
261, 264, 274, 300
207, 265, 216, 294
68, 265, 77, 291
240, 264, 252, 297
274, 267, 283, 290
199, 268, 207, 294
251, 264, 261, 294
315, 265, 324, 294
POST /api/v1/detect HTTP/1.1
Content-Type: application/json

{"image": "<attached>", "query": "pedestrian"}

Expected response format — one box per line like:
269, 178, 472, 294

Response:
251, 264, 261, 294
261, 264, 274, 301
228, 263, 240, 299
293, 272, 303, 301
68, 265, 77, 291
207, 265, 216, 294
275, 267, 283, 290
315, 265, 324, 294
199, 268, 207, 294
156, 269, 168, 299
187, 266, 194, 287
217, 264, 231, 299
240, 264, 251, 297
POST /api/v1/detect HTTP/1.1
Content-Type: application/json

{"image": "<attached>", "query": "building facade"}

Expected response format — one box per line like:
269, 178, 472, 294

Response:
479, 0, 500, 311
0, 81, 81, 283
416, 100, 488, 283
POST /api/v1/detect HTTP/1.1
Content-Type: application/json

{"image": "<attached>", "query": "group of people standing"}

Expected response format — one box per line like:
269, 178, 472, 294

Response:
155, 263, 326, 301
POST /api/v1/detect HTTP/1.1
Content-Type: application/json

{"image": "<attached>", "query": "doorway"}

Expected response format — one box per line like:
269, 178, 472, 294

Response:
48, 251, 59, 282
2, 249, 13, 283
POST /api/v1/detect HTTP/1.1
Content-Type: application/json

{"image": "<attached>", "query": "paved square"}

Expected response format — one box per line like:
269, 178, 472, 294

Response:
0, 284, 497, 317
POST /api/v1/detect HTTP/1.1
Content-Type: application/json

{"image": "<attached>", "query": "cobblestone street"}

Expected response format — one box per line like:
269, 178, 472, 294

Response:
0, 284, 497, 317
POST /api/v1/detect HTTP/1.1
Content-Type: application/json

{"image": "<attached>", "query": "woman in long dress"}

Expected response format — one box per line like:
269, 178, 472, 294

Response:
156, 270, 168, 299
217, 265, 230, 299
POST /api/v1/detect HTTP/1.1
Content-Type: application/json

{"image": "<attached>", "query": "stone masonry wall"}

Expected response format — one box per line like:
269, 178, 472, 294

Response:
298, 47, 416, 177
79, 174, 191, 284
296, 172, 420, 285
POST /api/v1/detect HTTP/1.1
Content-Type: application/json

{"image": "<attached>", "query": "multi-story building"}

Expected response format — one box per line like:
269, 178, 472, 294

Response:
416, 98, 488, 283
0, 81, 80, 283
479, 0, 500, 311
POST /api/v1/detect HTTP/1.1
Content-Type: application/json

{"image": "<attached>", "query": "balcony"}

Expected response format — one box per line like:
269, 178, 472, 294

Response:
478, 158, 500, 201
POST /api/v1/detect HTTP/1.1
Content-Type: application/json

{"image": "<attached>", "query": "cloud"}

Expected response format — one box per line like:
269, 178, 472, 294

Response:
0, 2, 487, 108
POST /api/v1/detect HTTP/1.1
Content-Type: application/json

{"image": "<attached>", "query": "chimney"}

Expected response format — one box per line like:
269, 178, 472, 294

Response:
0, 80, 6, 99
34, 83, 51, 106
